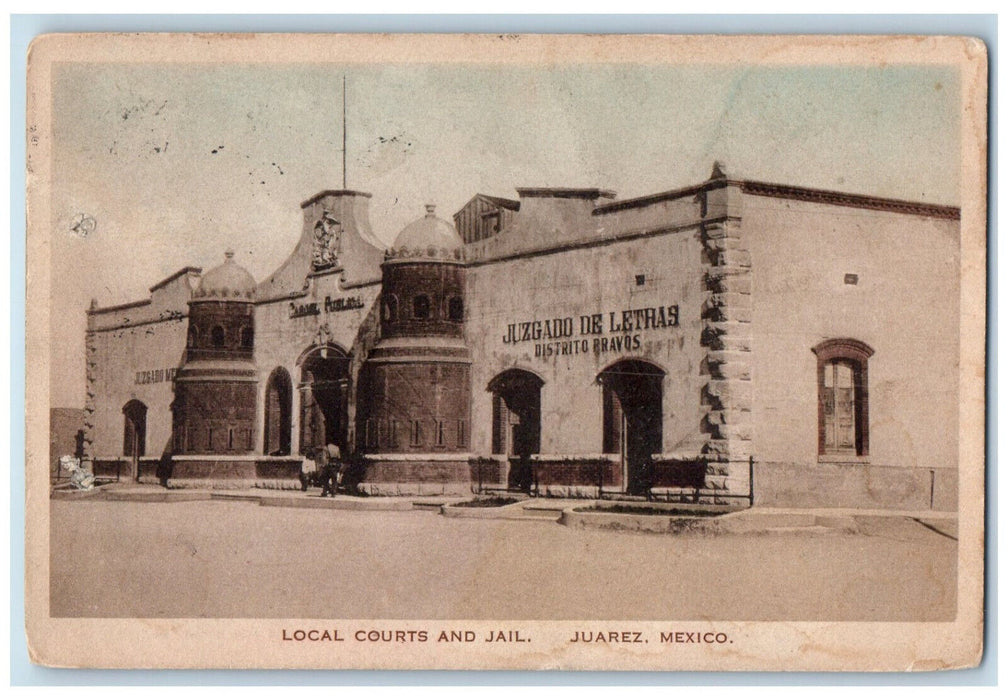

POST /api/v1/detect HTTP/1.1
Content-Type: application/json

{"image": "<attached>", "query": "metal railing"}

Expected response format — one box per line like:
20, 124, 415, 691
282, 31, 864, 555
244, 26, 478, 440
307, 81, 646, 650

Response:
629, 455, 755, 506
474, 455, 756, 506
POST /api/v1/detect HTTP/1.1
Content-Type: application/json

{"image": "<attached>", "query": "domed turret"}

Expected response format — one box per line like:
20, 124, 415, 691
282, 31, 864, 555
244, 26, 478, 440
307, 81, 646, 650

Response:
387, 205, 464, 262
357, 202, 472, 486
173, 248, 258, 457
194, 249, 257, 299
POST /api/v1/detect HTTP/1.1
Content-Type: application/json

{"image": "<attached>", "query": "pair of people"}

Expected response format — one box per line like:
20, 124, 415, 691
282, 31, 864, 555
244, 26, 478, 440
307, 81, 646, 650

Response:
318, 443, 344, 497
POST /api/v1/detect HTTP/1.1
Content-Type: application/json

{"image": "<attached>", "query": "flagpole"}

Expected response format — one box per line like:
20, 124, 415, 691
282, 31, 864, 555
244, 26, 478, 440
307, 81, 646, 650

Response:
342, 75, 347, 189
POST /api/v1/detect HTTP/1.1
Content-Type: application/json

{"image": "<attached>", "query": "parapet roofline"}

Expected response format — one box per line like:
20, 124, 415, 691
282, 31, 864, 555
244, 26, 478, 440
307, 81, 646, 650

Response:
89, 265, 202, 314
515, 187, 616, 200
480, 194, 520, 211
300, 189, 373, 209
457, 194, 520, 212
594, 178, 960, 220
149, 266, 202, 293
87, 298, 151, 316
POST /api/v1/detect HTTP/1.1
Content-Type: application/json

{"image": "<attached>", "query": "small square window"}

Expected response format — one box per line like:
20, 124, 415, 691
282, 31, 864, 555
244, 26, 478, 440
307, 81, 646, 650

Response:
844, 273, 859, 285
635, 274, 646, 286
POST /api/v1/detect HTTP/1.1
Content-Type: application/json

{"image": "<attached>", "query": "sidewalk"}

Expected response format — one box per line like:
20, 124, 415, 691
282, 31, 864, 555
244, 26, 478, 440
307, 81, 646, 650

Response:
50, 482, 959, 535
50, 481, 452, 510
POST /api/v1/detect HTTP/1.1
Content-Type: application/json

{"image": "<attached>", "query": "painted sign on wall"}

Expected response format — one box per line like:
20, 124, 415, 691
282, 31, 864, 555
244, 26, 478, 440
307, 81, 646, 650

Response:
134, 367, 179, 385
290, 295, 365, 319
501, 304, 681, 359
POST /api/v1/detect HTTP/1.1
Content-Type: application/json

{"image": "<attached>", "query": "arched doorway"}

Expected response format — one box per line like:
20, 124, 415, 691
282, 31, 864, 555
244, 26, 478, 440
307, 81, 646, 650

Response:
122, 399, 147, 481
298, 345, 351, 457
598, 360, 665, 495
488, 369, 543, 491
264, 367, 293, 455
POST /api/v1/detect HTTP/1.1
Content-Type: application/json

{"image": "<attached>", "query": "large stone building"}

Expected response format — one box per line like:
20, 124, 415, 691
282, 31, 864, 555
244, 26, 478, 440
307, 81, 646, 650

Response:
82, 163, 960, 509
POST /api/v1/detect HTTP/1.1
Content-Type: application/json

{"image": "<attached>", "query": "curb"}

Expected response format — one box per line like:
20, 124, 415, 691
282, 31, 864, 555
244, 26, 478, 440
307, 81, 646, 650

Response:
440, 503, 516, 519
258, 495, 413, 511
439, 501, 558, 521
49, 488, 106, 501
103, 490, 211, 503
210, 493, 264, 503
558, 504, 862, 535
560, 507, 735, 534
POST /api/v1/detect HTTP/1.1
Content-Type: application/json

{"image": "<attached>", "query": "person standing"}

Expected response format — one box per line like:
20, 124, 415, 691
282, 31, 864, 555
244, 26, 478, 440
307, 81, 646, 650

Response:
320, 443, 341, 497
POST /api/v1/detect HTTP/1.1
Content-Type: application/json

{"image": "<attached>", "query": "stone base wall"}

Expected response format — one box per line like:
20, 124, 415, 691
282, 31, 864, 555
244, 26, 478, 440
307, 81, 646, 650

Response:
469, 458, 505, 488
359, 458, 471, 494
92, 458, 128, 479
530, 459, 619, 487
358, 481, 472, 497
363, 458, 470, 483
754, 462, 957, 511
539, 484, 606, 498
165, 457, 304, 483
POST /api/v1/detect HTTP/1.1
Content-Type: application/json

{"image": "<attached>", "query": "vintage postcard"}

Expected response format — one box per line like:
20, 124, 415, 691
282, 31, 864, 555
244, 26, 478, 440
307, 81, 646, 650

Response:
25, 33, 987, 671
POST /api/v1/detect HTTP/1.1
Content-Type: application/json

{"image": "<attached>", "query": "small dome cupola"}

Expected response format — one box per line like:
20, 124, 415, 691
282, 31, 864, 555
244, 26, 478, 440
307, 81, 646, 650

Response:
387, 204, 465, 263
194, 249, 257, 300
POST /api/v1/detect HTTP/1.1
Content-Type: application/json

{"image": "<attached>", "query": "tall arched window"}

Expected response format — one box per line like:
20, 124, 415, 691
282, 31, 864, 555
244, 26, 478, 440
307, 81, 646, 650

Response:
413, 294, 431, 320
488, 369, 544, 491
122, 400, 148, 457
240, 325, 254, 349
383, 294, 399, 322
264, 367, 293, 455
211, 325, 226, 347
187, 326, 199, 348
813, 338, 873, 458
598, 360, 664, 495
448, 296, 464, 322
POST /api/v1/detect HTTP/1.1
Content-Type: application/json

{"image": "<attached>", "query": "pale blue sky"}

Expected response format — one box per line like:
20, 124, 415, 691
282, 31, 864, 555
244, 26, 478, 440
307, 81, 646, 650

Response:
50, 62, 961, 406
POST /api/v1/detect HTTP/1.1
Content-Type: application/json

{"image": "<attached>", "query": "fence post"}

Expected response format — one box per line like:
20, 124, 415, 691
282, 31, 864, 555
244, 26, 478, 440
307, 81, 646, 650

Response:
748, 455, 755, 507
694, 459, 701, 504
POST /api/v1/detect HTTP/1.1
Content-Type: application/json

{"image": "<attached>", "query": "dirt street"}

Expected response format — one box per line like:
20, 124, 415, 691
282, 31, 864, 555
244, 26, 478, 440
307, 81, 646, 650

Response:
49, 500, 957, 620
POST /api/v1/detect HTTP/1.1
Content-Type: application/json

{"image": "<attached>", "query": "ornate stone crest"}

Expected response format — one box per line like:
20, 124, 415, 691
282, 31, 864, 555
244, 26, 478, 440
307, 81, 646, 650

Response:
311, 210, 342, 271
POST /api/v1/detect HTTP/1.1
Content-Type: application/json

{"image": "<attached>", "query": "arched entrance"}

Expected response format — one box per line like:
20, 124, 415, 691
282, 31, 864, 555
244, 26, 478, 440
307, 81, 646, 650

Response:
122, 399, 147, 481
488, 369, 543, 491
298, 345, 351, 457
264, 367, 293, 455
598, 360, 664, 495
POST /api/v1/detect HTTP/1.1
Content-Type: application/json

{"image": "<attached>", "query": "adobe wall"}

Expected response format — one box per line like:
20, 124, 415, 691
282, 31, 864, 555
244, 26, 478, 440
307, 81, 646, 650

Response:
466, 223, 708, 461
84, 272, 194, 462
743, 191, 960, 508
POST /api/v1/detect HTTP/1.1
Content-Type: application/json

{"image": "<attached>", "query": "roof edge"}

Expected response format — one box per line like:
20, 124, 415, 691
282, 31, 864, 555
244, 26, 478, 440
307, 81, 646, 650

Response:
739, 180, 960, 220
593, 178, 960, 220
516, 187, 616, 200
149, 266, 202, 293
87, 298, 152, 316
300, 189, 373, 209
